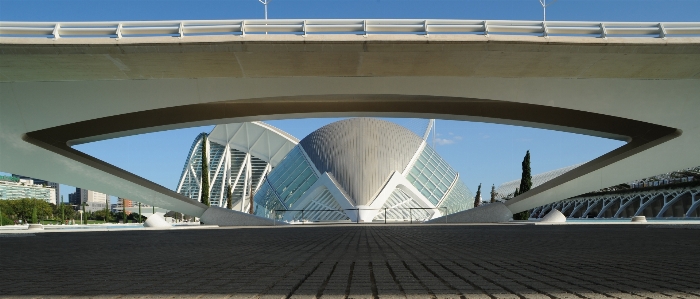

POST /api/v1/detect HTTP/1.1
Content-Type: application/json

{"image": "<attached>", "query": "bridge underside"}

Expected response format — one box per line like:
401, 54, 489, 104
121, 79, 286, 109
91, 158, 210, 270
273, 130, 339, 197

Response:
1, 36, 699, 221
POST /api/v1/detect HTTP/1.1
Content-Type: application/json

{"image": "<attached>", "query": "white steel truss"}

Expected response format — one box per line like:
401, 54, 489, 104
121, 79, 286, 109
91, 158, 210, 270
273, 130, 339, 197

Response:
532, 185, 700, 219
176, 122, 298, 212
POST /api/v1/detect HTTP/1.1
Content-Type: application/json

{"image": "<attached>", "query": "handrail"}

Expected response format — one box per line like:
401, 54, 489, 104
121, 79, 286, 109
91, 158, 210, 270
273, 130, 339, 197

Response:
1, 19, 699, 39
273, 207, 449, 225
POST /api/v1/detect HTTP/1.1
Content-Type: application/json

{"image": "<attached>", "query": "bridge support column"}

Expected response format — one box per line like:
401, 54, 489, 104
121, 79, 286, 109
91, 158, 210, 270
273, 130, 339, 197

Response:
597, 198, 617, 218
685, 192, 700, 218
634, 194, 661, 217
613, 195, 636, 218
656, 192, 685, 218
568, 200, 586, 218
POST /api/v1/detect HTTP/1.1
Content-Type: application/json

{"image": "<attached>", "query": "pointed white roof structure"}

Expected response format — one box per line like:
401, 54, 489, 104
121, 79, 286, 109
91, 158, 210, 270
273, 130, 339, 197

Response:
208, 121, 299, 167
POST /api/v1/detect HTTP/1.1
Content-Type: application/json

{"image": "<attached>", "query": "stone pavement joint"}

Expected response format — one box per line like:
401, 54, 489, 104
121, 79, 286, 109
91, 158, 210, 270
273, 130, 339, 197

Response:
1, 225, 699, 298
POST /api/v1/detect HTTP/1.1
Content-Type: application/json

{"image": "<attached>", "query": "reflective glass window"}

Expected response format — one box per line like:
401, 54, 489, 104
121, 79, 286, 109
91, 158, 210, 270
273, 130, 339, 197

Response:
437, 180, 473, 214
253, 182, 285, 219
260, 146, 319, 210
406, 145, 458, 205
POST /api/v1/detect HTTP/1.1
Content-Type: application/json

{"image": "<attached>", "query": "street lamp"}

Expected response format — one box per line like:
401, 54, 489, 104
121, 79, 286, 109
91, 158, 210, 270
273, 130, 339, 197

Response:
60, 195, 64, 225
539, 0, 559, 23
105, 196, 109, 223
258, 0, 271, 20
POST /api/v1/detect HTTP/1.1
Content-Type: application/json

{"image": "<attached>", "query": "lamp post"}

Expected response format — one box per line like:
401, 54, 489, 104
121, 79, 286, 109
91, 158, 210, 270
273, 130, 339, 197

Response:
258, 0, 271, 20
539, 0, 559, 23
61, 195, 65, 225
138, 202, 142, 223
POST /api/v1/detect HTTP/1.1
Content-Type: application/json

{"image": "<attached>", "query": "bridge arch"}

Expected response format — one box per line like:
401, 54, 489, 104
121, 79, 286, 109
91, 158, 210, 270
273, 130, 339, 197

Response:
22, 94, 678, 217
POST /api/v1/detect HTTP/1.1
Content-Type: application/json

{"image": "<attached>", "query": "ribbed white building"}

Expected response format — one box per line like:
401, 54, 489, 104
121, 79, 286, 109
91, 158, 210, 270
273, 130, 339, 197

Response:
176, 122, 298, 212
253, 118, 474, 222
177, 118, 474, 222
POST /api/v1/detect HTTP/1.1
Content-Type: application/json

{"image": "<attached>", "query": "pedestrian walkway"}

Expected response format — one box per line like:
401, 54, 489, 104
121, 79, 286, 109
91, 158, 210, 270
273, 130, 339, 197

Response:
1, 224, 699, 298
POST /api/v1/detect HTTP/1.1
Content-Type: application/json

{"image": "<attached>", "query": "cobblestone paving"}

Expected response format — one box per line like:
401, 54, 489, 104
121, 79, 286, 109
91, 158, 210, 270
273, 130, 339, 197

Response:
1, 225, 699, 299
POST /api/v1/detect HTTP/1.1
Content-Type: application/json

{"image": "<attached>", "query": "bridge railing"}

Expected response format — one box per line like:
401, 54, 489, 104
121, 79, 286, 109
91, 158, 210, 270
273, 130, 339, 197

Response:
1, 20, 700, 39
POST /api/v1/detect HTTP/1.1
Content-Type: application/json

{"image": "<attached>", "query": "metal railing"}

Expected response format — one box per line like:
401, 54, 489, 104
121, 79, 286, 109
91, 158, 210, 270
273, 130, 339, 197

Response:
272, 207, 449, 225
1, 20, 699, 39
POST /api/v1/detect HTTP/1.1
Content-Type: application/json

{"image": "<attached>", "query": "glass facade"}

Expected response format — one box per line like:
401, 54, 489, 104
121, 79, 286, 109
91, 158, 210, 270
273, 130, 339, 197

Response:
263, 146, 318, 208
373, 188, 433, 221
437, 180, 473, 214
253, 182, 285, 219
406, 145, 458, 205
292, 189, 349, 221
253, 145, 319, 217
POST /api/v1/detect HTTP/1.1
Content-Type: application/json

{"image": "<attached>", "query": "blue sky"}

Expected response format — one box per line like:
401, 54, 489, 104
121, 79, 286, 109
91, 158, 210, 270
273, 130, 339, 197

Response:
1, 0, 697, 204
1, 0, 699, 22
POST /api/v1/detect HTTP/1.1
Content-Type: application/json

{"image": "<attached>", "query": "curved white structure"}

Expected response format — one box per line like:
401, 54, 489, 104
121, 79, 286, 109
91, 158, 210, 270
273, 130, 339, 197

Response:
495, 164, 584, 201
143, 214, 172, 228
253, 118, 474, 222
1, 20, 699, 222
540, 209, 566, 223
176, 122, 298, 211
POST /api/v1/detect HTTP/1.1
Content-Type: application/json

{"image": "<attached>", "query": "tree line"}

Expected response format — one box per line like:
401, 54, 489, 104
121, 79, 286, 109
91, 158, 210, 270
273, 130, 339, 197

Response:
0, 198, 147, 225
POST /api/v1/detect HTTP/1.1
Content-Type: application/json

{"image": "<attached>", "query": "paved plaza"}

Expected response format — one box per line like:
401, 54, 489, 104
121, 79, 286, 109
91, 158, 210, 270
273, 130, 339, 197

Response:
1, 224, 699, 299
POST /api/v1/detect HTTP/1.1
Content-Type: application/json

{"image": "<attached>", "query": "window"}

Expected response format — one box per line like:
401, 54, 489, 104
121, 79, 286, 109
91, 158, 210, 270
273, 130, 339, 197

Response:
406, 146, 457, 205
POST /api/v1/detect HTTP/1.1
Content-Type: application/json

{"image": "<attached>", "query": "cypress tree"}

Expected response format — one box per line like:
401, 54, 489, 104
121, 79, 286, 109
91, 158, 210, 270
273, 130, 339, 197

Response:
200, 134, 211, 207
518, 150, 532, 194
31, 205, 38, 224
248, 181, 254, 214
226, 184, 233, 209
513, 150, 533, 220
490, 185, 496, 203
138, 202, 142, 223
474, 184, 482, 208
82, 203, 87, 224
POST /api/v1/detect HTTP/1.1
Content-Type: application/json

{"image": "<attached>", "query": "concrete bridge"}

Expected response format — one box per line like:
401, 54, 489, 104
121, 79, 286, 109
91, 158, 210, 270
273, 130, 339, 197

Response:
1, 19, 699, 223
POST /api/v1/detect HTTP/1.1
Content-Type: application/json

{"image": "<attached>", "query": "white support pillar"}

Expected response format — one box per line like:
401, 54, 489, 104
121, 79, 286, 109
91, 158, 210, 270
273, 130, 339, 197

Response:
581, 199, 599, 219
240, 153, 251, 212
596, 197, 618, 218
685, 192, 699, 217
634, 194, 662, 217
568, 200, 587, 218
656, 191, 686, 218
613, 195, 637, 218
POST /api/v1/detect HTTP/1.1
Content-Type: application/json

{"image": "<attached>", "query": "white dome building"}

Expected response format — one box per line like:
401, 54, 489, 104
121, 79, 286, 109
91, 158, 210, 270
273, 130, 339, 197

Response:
253, 118, 474, 222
